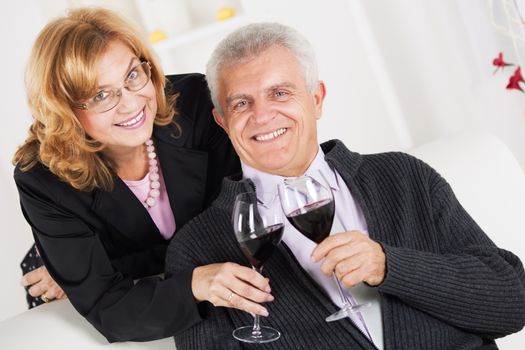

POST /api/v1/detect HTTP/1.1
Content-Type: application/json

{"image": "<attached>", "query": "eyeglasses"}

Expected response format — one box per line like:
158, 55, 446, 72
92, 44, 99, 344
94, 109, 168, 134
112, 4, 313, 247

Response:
75, 61, 152, 114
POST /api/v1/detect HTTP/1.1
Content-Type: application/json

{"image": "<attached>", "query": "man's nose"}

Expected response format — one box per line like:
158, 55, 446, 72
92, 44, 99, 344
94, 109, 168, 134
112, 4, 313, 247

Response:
251, 101, 275, 124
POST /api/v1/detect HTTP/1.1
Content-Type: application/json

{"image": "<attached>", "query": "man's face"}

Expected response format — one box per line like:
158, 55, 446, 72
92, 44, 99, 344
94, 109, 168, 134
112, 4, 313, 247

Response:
213, 45, 326, 177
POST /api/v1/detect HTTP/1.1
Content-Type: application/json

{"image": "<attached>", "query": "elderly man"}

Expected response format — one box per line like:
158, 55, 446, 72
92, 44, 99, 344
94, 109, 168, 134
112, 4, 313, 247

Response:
166, 23, 525, 349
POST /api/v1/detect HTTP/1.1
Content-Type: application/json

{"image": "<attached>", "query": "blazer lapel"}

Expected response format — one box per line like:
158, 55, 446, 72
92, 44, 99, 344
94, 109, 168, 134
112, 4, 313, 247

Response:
154, 119, 209, 231
156, 138, 208, 231
92, 178, 164, 246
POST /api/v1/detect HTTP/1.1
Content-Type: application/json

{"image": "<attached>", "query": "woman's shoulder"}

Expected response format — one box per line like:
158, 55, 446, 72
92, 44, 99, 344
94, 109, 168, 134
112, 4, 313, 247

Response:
167, 73, 212, 124
14, 161, 54, 187
165, 73, 209, 107
158, 73, 218, 146
14, 162, 89, 203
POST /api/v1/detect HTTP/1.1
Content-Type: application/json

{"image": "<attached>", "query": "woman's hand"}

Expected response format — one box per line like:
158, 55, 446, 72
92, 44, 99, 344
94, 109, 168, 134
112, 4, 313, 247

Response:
20, 266, 67, 303
192, 262, 274, 316
311, 230, 386, 288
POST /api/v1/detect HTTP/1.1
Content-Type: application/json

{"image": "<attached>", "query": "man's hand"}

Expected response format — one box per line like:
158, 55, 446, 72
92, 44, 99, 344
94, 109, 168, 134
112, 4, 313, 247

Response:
192, 262, 274, 317
21, 266, 67, 302
311, 230, 386, 288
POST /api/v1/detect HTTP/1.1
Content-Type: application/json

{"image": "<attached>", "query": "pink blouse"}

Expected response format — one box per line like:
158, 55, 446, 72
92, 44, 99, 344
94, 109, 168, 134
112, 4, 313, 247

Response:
123, 166, 176, 240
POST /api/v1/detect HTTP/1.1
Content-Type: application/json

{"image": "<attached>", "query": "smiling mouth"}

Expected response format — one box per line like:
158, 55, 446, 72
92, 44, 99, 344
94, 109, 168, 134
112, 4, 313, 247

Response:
115, 108, 146, 127
253, 128, 288, 142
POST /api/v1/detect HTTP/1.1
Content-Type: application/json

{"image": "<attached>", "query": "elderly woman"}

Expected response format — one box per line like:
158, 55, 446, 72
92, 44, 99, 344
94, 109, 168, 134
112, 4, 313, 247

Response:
13, 8, 272, 342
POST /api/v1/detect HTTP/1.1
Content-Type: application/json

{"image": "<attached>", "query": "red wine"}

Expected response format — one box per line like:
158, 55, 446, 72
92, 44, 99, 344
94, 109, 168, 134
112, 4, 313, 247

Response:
287, 199, 335, 243
239, 223, 284, 269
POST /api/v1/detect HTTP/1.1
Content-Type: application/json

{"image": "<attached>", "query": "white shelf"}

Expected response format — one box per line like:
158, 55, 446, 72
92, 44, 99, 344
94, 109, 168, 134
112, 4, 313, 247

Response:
151, 14, 251, 52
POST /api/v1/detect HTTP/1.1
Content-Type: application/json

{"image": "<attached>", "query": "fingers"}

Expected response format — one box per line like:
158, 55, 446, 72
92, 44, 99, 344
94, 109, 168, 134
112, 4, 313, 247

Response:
221, 289, 270, 317
217, 264, 274, 316
233, 265, 271, 294
337, 256, 386, 289
311, 231, 358, 263
340, 268, 368, 289
20, 266, 46, 287
41, 283, 66, 301
209, 263, 272, 303
319, 243, 363, 276
192, 263, 274, 317
28, 281, 46, 297
227, 275, 272, 303
312, 231, 387, 288
22, 266, 67, 301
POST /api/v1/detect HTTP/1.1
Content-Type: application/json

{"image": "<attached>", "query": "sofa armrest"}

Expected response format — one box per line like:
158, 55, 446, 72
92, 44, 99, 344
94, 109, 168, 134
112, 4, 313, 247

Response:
0, 299, 174, 349
407, 130, 525, 349
407, 130, 525, 253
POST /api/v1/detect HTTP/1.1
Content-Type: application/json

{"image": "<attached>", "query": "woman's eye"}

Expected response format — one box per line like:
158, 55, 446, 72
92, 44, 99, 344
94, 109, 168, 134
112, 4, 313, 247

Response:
92, 91, 110, 103
127, 69, 139, 81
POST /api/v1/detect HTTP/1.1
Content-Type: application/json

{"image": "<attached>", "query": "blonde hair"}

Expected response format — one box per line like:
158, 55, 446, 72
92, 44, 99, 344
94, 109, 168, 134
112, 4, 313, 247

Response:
13, 7, 177, 191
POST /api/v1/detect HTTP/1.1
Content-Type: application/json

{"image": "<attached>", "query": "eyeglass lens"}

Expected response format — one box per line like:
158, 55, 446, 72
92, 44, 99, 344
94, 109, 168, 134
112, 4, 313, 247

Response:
83, 61, 151, 113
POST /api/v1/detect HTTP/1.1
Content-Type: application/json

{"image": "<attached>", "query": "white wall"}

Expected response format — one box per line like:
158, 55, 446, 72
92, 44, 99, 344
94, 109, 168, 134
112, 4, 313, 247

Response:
0, 0, 47, 323
2, 0, 524, 347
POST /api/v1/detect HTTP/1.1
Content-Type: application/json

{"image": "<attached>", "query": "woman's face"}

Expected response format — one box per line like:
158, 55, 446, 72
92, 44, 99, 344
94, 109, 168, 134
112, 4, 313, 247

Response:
75, 40, 157, 155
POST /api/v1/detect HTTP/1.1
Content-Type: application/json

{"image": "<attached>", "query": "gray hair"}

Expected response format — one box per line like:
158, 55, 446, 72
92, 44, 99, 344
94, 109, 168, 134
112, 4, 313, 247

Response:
206, 22, 318, 115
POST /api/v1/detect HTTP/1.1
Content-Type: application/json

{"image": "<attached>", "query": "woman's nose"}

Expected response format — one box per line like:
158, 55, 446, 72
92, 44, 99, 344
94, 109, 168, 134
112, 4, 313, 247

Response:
116, 88, 143, 113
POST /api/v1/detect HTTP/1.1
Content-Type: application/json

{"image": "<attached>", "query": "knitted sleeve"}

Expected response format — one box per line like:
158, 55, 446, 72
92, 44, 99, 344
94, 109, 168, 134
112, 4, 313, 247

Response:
378, 160, 525, 338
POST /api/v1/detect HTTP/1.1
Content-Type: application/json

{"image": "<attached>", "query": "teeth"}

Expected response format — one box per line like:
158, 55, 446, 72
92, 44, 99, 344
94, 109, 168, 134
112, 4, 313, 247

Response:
255, 128, 287, 141
117, 110, 144, 127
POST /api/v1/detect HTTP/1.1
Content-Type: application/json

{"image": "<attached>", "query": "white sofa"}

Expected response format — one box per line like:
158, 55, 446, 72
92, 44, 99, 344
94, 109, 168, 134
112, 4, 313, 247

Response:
0, 299, 173, 349
0, 130, 523, 349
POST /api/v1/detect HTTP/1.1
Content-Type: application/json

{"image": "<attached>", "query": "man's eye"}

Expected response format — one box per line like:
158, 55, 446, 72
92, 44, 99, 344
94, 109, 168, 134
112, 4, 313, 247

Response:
92, 91, 110, 103
275, 91, 287, 97
233, 100, 248, 110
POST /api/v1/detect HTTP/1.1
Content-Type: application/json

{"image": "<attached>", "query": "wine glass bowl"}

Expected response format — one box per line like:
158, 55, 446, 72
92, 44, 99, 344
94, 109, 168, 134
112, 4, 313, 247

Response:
279, 174, 369, 323
280, 176, 335, 243
231, 192, 283, 343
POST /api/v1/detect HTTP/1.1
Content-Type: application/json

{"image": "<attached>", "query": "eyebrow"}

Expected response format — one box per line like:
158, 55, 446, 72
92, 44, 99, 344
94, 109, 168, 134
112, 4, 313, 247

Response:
225, 82, 297, 105
97, 57, 139, 89
267, 82, 297, 91
226, 93, 251, 105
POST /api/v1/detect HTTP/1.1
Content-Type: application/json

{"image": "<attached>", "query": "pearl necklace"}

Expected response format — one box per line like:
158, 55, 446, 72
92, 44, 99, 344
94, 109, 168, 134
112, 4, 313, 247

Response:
144, 138, 161, 208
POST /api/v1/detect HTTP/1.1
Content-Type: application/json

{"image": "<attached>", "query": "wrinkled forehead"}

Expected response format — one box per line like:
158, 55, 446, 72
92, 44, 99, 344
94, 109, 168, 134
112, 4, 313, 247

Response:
219, 49, 305, 95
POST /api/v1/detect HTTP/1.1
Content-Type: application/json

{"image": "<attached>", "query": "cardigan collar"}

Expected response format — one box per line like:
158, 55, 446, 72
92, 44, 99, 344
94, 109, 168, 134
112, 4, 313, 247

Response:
212, 139, 363, 214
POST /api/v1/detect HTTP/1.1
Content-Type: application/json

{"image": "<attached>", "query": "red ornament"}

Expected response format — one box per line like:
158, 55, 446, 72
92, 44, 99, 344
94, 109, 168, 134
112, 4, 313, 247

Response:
506, 66, 524, 91
493, 52, 513, 74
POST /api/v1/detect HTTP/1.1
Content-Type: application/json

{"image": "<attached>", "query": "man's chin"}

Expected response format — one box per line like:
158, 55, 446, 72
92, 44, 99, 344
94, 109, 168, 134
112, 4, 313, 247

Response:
245, 157, 287, 175
253, 161, 302, 177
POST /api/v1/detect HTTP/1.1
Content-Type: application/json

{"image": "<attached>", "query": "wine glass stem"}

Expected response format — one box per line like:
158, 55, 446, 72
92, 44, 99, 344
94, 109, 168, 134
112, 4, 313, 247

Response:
251, 314, 262, 337
332, 272, 352, 307
251, 265, 264, 338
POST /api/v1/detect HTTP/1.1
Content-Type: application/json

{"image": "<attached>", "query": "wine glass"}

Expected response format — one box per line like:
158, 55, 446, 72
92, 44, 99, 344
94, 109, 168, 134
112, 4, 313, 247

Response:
278, 174, 369, 322
231, 191, 284, 343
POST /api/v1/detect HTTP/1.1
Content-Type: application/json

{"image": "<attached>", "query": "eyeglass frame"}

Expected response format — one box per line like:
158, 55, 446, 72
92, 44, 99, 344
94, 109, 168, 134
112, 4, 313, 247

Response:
74, 61, 152, 113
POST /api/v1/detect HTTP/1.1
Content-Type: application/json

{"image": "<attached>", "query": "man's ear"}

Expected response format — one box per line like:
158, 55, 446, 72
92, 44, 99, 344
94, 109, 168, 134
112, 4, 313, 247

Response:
313, 81, 326, 120
212, 108, 229, 134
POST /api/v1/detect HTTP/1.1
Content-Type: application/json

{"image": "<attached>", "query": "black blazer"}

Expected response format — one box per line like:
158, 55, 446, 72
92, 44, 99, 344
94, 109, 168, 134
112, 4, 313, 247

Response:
14, 73, 240, 342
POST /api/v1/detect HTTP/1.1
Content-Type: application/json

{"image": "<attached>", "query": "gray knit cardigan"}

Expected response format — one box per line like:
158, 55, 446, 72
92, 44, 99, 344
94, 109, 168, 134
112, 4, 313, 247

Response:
166, 139, 525, 350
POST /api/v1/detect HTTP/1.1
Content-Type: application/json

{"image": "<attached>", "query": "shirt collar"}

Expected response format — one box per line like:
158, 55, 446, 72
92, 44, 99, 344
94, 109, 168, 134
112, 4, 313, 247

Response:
241, 147, 340, 208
